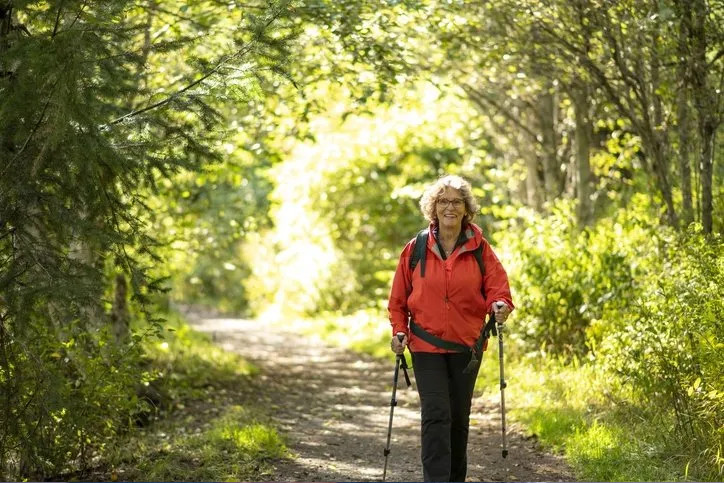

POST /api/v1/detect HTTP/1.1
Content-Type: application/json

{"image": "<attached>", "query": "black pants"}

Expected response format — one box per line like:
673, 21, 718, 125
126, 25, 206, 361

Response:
411, 351, 481, 482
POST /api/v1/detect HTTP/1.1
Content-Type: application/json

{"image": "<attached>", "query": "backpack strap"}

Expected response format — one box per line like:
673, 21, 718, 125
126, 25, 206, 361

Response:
472, 243, 486, 299
411, 315, 498, 374
410, 320, 469, 352
410, 228, 487, 285
409, 229, 429, 277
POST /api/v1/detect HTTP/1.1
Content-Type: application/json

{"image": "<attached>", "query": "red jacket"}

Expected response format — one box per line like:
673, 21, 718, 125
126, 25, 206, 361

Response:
387, 222, 514, 353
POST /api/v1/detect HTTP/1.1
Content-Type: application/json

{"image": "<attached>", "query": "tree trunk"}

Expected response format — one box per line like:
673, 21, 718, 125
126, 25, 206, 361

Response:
0, 313, 13, 480
524, 149, 543, 210
572, 82, 592, 226
518, 105, 544, 210
699, 123, 715, 233
689, 0, 719, 234
111, 274, 130, 345
649, 10, 678, 229
677, 88, 694, 227
0, 4, 11, 48
676, 3, 695, 227
645, 132, 679, 228
538, 87, 560, 201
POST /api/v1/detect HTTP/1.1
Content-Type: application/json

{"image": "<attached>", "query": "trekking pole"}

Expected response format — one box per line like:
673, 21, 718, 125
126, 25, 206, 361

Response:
495, 302, 509, 458
382, 334, 411, 482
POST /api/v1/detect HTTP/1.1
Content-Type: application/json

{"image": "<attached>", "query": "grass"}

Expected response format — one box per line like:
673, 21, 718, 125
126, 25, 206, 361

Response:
506, 356, 701, 481
111, 405, 286, 481
85, 309, 288, 482
144, 310, 259, 402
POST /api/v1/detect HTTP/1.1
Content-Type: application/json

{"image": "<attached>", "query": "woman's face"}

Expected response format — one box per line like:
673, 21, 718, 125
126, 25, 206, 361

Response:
435, 186, 466, 232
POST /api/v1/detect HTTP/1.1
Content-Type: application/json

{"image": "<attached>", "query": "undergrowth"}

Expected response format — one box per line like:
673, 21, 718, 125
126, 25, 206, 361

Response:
82, 310, 287, 481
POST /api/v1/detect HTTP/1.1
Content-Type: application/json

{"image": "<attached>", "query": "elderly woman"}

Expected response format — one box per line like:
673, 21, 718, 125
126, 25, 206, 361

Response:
387, 174, 514, 482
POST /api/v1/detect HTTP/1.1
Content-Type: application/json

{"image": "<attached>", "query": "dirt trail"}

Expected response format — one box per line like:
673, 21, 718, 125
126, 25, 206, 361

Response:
185, 311, 575, 482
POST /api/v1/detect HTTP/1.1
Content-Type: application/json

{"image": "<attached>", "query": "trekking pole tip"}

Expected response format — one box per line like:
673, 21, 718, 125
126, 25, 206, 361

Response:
502, 449, 508, 458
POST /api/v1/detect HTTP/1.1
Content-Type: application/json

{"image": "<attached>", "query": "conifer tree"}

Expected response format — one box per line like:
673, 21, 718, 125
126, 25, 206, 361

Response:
0, 0, 296, 477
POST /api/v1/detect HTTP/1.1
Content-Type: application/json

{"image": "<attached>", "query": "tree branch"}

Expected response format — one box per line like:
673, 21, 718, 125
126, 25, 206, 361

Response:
708, 48, 724, 68
460, 82, 542, 145
102, 47, 250, 127
51, 0, 65, 38
103, 2, 288, 127
66, 0, 87, 31
0, 77, 60, 178
530, 15, 643, 133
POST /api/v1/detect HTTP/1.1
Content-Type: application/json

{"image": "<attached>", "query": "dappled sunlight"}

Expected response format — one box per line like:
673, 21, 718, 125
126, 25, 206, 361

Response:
184, 310, 574, 482
4, 0, 720, 480
288, 455, 387, 481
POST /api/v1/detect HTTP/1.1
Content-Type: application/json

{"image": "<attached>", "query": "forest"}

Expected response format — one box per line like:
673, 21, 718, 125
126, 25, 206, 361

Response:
1, 0, 722, 481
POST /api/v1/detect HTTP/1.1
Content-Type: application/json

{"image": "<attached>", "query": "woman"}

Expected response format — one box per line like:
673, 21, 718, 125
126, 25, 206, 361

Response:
387, 174, 514, 482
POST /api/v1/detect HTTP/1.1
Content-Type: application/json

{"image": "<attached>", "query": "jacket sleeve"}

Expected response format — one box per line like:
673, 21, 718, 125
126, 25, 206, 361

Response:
387, 241, 414, 336
481, 237, 515, 314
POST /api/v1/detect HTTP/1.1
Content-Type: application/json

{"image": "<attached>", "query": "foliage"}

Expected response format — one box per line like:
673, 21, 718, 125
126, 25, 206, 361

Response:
0, 315, 145, 479
147, 158, 275, 315
1, 0, 721, 479
498, 204, 723, 478
499, 200, 641, 354
0, 0, 297, 478
102, 313, 284, 482
597, 227, 723, 476
509, 357, 692, 482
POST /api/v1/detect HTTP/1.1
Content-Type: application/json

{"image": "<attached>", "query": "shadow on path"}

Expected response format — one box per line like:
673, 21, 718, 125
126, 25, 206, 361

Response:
185, 312, 575, 482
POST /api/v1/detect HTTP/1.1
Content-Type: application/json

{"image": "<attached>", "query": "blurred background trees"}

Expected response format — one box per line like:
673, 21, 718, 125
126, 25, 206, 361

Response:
1, 0, 721, 480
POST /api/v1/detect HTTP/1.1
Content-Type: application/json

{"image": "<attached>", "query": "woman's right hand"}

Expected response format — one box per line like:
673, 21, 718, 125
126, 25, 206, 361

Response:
390, 332, 408, 354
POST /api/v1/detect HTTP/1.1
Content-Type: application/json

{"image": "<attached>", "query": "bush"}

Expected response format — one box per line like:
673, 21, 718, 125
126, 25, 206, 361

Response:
501, 201, 723, 479
0, 312, 144, 480
598, 226, 723, 477
500, 201, 640, 355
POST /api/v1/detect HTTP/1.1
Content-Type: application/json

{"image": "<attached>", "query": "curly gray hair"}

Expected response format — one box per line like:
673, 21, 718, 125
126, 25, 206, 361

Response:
419, 175, 479, 225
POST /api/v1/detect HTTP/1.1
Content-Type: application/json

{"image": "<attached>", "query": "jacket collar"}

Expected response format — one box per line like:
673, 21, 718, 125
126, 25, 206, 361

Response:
428, 222, 483, 259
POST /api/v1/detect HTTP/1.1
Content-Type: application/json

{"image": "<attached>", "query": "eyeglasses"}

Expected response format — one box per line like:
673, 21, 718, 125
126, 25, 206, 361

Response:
437, 198, 464, 209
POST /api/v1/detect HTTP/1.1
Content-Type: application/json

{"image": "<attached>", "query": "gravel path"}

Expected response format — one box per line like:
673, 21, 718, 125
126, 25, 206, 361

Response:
186, 312, 575, 482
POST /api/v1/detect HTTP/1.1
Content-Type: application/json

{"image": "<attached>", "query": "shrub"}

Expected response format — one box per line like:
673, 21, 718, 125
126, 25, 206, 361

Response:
499, 201, 639, 355
598, 226, 723, 478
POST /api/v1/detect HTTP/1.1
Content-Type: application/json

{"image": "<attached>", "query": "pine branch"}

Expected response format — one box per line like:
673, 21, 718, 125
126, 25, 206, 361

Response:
104, 2, 289, 128
0, 77, 60, 178
102, 46, 252, 128
51, 0, 65, 38
66, 0, 87, 32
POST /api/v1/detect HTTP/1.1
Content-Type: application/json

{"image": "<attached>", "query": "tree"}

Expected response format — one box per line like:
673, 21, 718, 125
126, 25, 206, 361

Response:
675, 0, 723, 233
522, 0, 722, 231
0, 0, 296, 477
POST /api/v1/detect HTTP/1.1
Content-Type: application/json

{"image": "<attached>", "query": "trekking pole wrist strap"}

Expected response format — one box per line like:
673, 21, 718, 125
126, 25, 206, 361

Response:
399, 354, 412, 387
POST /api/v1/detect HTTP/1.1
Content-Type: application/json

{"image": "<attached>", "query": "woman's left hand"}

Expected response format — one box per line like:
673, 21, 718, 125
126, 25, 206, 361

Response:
493, 301, 511, 323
